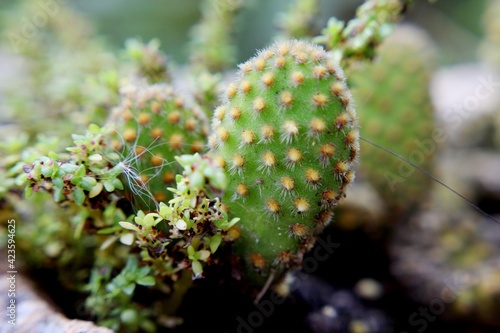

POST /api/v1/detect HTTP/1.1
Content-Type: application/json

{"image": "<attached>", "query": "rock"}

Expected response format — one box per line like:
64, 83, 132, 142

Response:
0, 270, 112, 333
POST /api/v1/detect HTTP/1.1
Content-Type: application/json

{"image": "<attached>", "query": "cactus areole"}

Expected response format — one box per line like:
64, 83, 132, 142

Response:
210, 40, 359, 283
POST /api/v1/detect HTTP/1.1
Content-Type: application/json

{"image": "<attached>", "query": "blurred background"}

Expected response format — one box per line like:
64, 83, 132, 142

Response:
0, 0, 489, 64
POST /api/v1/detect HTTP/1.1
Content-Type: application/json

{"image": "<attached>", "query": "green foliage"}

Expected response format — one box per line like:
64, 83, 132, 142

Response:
84, 258, 156, 333
1, 0, 117, 140
210, 40, 359, 283
21, 125, 123, 206
12, 191, 97, 283
118, 153, 236, 278
314, 0, 411, 66
0, 133, 60, 198
82, 153, 236, 331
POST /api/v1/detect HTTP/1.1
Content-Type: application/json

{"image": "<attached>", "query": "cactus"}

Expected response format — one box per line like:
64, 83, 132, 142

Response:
479, 0, 500, 69
106, 84, 209, 210
349, 25, 436, 210
276, 0, 320, 40
209, 40, 359, 283
495, 109, 500, 149
188, 0, 243, 72
124, 39, 170, 84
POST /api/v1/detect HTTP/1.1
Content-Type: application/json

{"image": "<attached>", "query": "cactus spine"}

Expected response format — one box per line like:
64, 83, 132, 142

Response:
210, 40, 359, 282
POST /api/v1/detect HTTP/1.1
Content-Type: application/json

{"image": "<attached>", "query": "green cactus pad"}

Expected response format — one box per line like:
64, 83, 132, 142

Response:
210, 40, 359, 282
350, 25, 436, 209
107, 84, 209, 210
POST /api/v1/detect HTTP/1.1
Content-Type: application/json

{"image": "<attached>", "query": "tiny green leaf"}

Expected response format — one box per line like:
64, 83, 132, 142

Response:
88, 123, 101, 133
198, 250, 210, 261
187, 245, 196, 258
191, 260, 203, 276
98, 226, 122, 235
120, 233, 135, 246
122, 283, 136, 296
89, 182, 104, 198
24, 186, 33, 198
159, 202, 171, 217
60, 163, 78, 173
75, 164, 86, 178
73, 187, 85, 205
136, 276, 155, 286
41, 165, 53, 178
47, 151, 59, 159
119, 221, 141, 232
88, 153, 103, 162
209, 234, 222, 253
103, 180, 115, 192
112, 178, 124, 190
52, 176, 64, 189
53, 187, 63, 202
142, 214, 156, 228
81, 176, 97, 191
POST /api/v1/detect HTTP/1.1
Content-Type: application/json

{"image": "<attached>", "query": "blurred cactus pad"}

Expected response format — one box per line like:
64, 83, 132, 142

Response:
350, 25, 437, 209
106, 84, 209, 210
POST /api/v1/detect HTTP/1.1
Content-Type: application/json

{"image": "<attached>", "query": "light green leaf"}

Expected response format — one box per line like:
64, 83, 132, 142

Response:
103, 180, 115, 192
98, 226, 121, 234
53, 187, 63, 202
88, 123, 101, 133
119, 221, 140, 232
24, 186, 33, 198
112, 178, 124, 190
88, 153, 103, 162
52, 177, 64, 189
198, 250, 210, 261
81, 176, 97, 191
75, 164, 86, 178
32, 163, 42, 179
73, 187, 85, 205
100, 235, 118, 250
41, 165, 53, 178
122, 283, 136, 296
187, 245, 196, 258
60, 163, 78, 173
189, 171, 204, 191
191, 260, 203, 276
159, 202, 171, 217
136, 276, 155, 286
89, 182, 103, 198
120, 233, 135, 246
47, 151, 59, 159
142, 214, 156, 228
209, 234, 222, 253
226, 217, 240, 230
